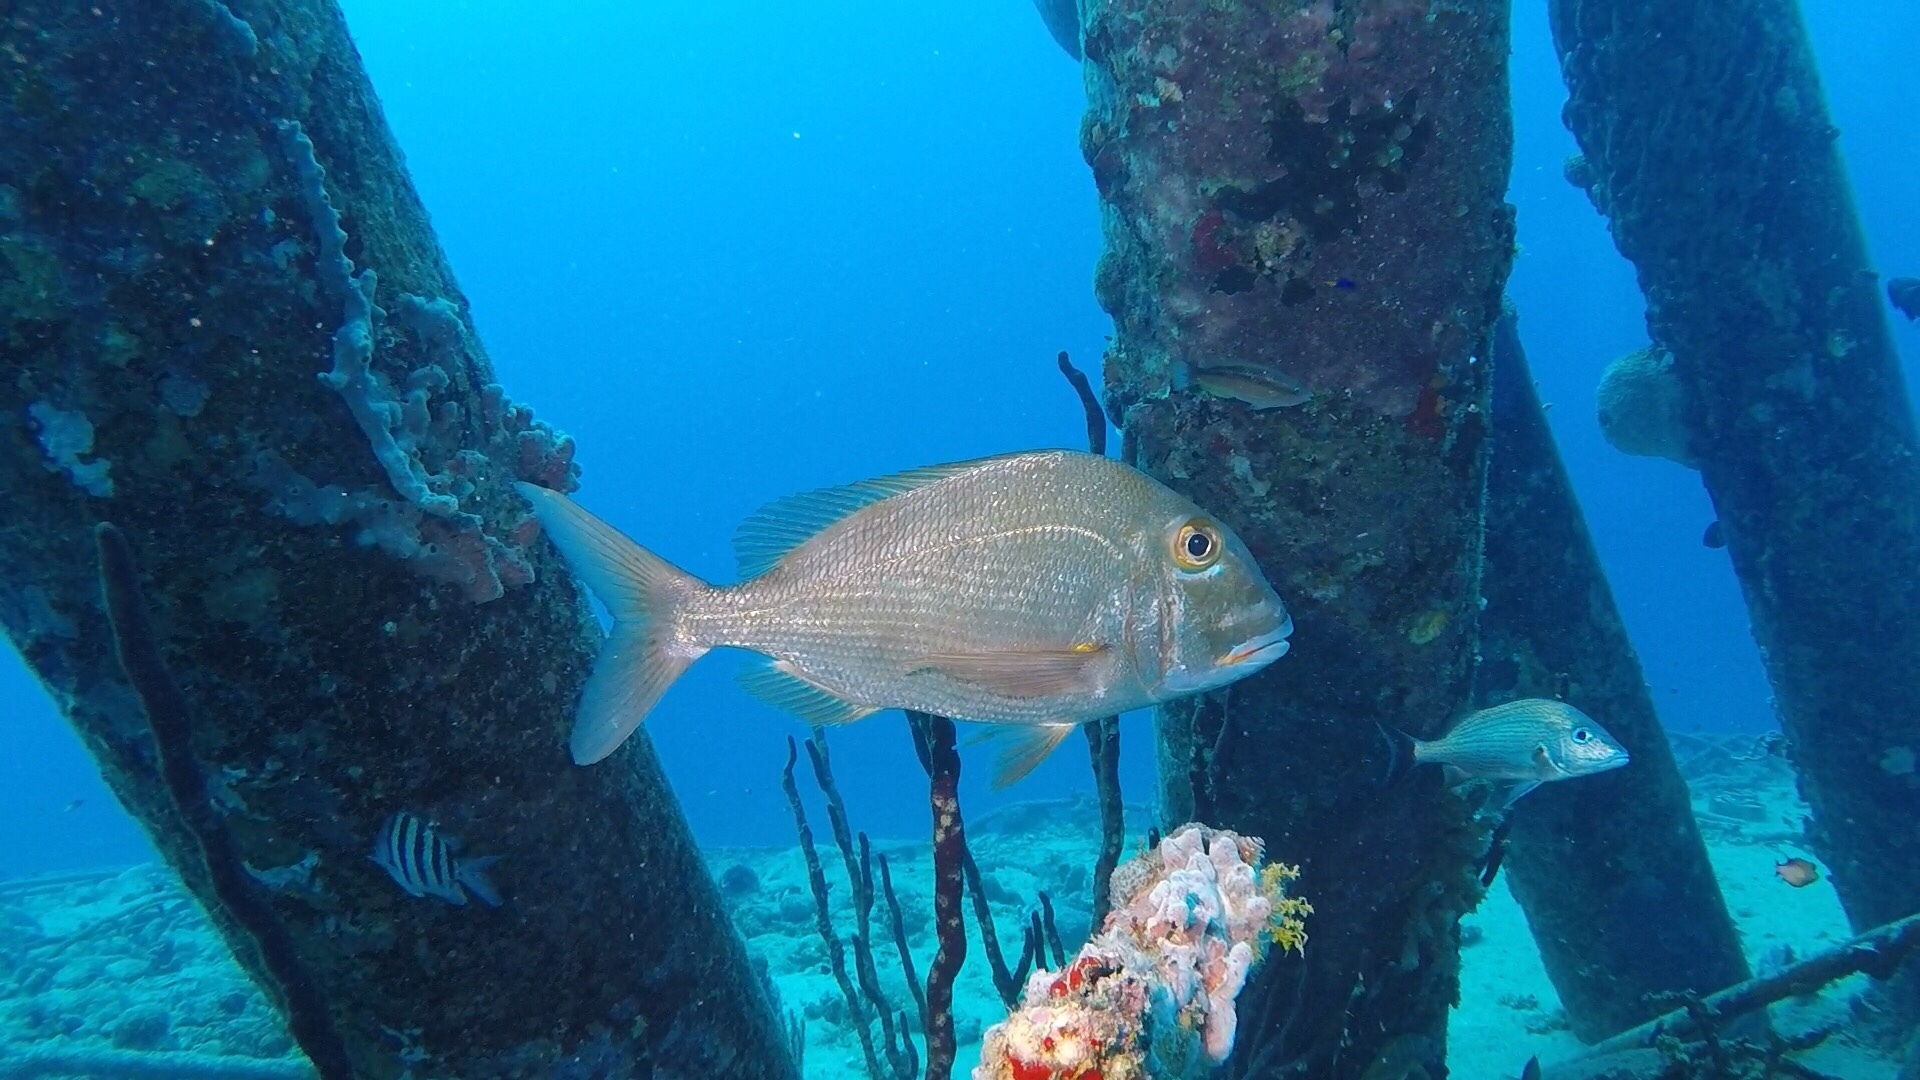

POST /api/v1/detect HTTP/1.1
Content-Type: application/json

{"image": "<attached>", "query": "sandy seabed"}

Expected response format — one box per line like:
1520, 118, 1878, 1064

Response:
0, 734, 1901, 1079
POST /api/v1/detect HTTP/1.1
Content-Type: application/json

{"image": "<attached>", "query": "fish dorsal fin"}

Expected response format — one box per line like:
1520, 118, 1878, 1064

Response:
739, 657, 879, 726
987, 722, 1079, 788
732, 455, 1021, 579
910, 644, 1110, 699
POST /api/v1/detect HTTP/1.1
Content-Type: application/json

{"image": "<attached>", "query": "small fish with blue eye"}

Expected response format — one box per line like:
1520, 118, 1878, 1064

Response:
370, 811, 503, 908
1381, 698, 1631, 807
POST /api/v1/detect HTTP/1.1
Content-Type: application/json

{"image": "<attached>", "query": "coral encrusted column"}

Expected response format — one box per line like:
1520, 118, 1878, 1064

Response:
1551, 0, 1920, 1015
1078, 1, 1514, 1074
1482, 309, 1750, 1041
0, 2, 797, 1076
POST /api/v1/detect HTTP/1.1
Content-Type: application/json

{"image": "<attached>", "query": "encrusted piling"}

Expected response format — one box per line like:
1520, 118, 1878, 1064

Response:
1078, 0, 1514, 1072
1480, 309, 1750, 1041
0, 3, 796, 1076
1550, 0, 1920, 1008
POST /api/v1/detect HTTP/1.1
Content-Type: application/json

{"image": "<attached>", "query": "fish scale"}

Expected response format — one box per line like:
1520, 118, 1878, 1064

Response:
516, 449, 1291, 781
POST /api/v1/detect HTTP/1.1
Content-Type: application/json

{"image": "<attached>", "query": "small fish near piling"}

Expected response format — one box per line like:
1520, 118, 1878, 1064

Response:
1775, 857, 1820, 888
370, 811, 503, 908
1186, 360, 1313, 410
517, 449, 1293, 786
1382, 698, 1631, 807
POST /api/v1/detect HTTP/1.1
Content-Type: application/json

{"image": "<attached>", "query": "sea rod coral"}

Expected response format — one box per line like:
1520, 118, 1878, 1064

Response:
974, 824, 1309, 1080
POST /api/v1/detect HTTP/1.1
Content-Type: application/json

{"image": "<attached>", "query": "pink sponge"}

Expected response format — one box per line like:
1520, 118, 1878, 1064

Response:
974, 824, 1309, 1080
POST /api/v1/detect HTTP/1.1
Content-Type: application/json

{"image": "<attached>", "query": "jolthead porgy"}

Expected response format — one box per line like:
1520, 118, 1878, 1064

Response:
516, 450, 1291, 784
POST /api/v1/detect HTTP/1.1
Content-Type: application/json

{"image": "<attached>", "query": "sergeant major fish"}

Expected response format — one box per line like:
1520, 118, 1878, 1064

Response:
1382, 698, 1629, 807
370, 811, 503, 908
516, 449, 1292, 785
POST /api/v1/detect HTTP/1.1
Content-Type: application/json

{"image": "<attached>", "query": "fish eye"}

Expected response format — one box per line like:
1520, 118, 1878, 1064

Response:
1572, 727, 1592, 744
1172, 519, 1223, 571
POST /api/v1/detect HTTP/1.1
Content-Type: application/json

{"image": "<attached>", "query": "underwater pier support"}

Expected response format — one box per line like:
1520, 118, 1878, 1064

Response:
0, 2, 796, 1077
1077, 0, 1514, 1073
1482, 310, 1750, 1040
1550, 0, 1920, 1016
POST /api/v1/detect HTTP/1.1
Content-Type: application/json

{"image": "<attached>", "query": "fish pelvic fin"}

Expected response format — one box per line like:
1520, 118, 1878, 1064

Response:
1378, 723, 1421, 786
738, 659, 879, 726
457, 855, 504, 908
514, 482, 710, 764
990, 721, 1078, 789
909, 644, 1110, 699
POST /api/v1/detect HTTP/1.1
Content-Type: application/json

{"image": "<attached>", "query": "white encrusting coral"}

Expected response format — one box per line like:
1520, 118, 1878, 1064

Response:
973, 823, 1309, 1080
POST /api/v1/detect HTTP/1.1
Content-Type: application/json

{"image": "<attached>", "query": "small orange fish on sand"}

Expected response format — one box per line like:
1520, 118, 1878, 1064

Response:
1775, 857, 1820, 888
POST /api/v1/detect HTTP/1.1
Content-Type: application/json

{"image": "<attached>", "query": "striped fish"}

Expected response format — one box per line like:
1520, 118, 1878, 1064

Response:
369, 811, 502, 907
1382, 698, 1630, 807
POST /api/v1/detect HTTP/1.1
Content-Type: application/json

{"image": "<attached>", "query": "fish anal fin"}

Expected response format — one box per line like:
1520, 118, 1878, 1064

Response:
989, 722, 1078, 789
910, 644, 1110, 698
1502, 780, 1543, 809
733, 456, 1017, 578
739, 658, 878, 726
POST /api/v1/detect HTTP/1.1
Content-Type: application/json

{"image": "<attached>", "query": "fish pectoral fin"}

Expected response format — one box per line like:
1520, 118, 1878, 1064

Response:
908, 644, 1110, 698
739, 658, 879, 726
986, 722, 1079, 789
1531, 742, 1568, 777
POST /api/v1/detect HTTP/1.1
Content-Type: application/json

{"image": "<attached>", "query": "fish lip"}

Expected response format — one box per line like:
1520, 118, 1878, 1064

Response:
1223, 633, 1290, 667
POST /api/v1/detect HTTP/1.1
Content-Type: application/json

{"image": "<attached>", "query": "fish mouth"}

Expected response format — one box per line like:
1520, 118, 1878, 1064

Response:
1222, 632, 1290, 668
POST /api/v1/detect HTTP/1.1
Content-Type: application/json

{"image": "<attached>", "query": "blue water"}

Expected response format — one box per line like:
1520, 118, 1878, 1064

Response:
4, 0, 1916, 877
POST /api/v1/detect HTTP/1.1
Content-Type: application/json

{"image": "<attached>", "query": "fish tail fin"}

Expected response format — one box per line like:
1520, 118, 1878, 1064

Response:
1379, 723, 1421, 786
458, 855, 504, 908
515, 482, 710, 764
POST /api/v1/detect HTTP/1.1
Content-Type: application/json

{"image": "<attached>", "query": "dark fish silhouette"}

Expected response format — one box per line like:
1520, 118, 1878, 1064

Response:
1030, 0, 1081, 60
1479, 812, 1516, 887
1702, 520, 1725, 548
1889, 276, 1919, 321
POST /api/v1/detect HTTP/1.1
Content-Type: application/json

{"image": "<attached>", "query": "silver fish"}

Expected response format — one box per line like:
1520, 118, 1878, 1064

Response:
1190, 362, 1312, 409
517, 450, 1291, 784
370, 811, 502, 908
1384, 698, 1629, 806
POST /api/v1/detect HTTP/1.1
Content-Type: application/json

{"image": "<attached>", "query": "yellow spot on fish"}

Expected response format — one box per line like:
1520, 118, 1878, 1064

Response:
1408, 609, 1449, 645
1071, 641, 1101, 654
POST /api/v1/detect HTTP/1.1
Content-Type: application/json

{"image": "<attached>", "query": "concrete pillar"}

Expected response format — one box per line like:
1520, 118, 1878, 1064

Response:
1483, 309, 1750, 1041
1078, 1, 1515, 1071
1550, 0, 1920, 1006
0, 3, 796, 1076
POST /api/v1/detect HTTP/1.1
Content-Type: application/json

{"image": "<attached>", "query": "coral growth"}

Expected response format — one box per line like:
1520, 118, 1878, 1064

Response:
973, 824, 1307, 1080
259, 122, 579, 602
1081, 0, 1512, 419
1596, 346, 1695, 467
26, 401, 114, 497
